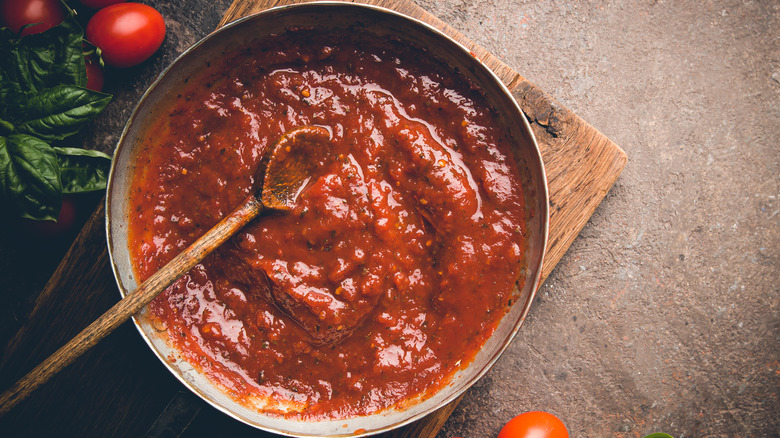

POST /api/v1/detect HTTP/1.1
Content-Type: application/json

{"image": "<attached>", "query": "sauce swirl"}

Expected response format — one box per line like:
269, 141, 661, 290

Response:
128, 29, 528, 418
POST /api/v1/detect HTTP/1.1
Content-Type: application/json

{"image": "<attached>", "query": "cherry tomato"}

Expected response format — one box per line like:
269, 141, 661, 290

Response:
85, 58, 104, 91
0, 0, 65, 36
85, 3, 165, 68
498, 411, 569, 438
23, 194, 78, 238
79, 0, 126, 9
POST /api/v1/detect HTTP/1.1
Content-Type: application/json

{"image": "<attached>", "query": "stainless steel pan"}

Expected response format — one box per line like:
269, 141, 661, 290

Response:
106, 3, 549, 436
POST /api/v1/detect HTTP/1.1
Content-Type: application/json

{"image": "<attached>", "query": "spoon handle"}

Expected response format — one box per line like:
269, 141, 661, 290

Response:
0, 196, 264, 415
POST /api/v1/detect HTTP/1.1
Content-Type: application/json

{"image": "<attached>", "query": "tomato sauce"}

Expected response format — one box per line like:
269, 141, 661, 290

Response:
128, 29, 528, 419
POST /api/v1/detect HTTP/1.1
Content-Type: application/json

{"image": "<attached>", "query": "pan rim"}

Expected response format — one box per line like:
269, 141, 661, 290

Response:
105, 2, 549, 436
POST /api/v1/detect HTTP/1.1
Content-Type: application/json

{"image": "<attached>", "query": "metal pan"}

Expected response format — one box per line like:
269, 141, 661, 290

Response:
106, 2, 548, 436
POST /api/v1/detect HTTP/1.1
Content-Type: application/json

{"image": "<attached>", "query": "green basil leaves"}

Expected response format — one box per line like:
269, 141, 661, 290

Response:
0, 8, 112, 221
0, 134, 62, 220
55, 147, 112, 194
16, 85, 112, 141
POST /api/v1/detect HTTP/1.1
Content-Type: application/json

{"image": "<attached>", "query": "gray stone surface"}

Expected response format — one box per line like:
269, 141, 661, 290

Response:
417, 1, 779, 437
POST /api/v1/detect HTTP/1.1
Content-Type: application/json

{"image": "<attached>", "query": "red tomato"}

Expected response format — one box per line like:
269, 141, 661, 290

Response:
498, 411, 569, 438
85, 58, 104, 91
79, 0, 126, 9
85, 3, 165, 68
0, 0, 65, 36
23, 194, 78, 238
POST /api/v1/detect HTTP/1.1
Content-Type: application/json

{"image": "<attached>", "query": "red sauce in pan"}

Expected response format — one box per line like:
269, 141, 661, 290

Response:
128, 29, 528, 419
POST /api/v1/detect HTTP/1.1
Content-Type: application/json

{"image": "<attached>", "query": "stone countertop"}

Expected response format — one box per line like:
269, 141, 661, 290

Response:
0, 1, 777, 437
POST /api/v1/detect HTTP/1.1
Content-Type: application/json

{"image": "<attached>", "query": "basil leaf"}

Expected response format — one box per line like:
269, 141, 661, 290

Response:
0, 5, 114, 221
16, 84, 111, 141
0, 134, 62, 220
1, 7, 85, 93
54, 146, 111, 193
0, 118, 13, 136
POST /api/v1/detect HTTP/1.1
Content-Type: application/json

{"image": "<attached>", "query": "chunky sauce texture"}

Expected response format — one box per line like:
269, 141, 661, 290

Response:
128, 29, 528, 419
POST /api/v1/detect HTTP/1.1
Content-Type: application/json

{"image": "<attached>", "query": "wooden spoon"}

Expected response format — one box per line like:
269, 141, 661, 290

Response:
0, 125, 332, 415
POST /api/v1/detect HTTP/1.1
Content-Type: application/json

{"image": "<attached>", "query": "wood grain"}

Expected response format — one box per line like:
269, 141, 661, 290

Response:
0, 0, 625, 436
0, 203, 181, 436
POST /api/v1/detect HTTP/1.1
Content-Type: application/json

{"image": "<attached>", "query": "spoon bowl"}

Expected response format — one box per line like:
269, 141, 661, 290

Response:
261, 125, 332, 210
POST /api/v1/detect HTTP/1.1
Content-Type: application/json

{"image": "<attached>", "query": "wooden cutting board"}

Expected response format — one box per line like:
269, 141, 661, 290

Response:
0, 1, 625, 437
